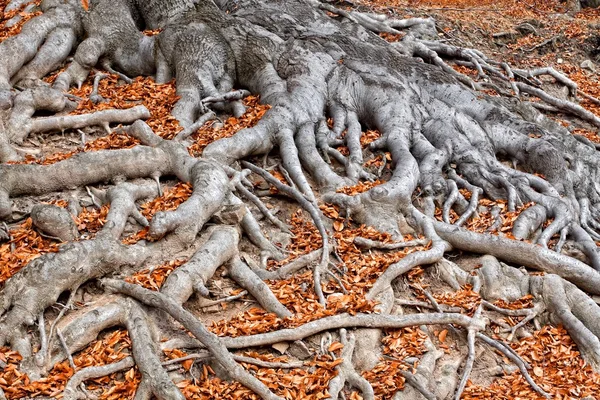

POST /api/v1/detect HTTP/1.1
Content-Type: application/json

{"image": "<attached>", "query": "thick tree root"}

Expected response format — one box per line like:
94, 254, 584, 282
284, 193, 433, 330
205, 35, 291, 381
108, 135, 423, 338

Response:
162, 224, 291, 318
25, 105, 150, 139
0, 144, 171, 218
0, 0, 83, 108
30, 203, 79, 242
52, 0, 156, 92
434, 222, 600, 294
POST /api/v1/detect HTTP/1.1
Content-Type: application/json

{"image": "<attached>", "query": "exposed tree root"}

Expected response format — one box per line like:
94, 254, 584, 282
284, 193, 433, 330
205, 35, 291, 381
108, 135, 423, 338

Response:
63, 356, 135, 400
0, 182, 157, 366
104, 279, 284, 400
0, 0, 83, 108
326, 328, 375, 400
2, 0, 600, 398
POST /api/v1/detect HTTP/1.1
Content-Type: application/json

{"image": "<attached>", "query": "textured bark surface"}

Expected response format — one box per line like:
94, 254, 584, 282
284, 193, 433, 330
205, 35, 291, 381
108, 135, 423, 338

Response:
1, 0, 600, 398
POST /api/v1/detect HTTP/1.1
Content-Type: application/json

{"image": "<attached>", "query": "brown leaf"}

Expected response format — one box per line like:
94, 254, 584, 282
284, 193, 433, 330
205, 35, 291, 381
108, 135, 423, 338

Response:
439, 329, 448, 343
328, 342, 344, 352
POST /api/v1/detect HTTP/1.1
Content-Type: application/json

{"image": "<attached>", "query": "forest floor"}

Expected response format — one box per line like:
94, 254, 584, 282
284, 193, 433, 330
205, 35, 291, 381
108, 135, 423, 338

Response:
1, 0, 600, 399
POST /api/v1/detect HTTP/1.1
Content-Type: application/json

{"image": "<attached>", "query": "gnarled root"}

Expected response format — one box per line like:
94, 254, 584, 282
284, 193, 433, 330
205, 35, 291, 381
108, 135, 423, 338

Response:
0, 0, 83, 108
103, 279, 284, 400
0, 182, 157, 363
52, 0, 156, 92
440, 255, 600, 372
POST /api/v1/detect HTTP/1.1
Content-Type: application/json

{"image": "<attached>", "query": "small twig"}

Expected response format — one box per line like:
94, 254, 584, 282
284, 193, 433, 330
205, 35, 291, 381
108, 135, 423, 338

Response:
394, 299, 462, 312
86, 186, 102, 209
235, 355, 305, 369
502, 303, 544, 341
163, 351, 305, 369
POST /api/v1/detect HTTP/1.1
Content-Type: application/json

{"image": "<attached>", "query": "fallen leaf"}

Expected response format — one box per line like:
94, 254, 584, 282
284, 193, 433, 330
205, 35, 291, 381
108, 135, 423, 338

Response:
439, 329, 448, 343
328, 342, 344, 352
272, 342, 289, 354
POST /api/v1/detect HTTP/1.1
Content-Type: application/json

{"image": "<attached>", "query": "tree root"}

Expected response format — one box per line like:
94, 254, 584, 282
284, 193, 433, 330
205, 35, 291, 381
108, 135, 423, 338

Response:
24, 105, 150, 139
0, 144, 171, 218
0, 182, 157, 363
434, 221, 600, 293
441, 254, 600, 373
242, 161, 332, 305
3, 0, 600, 397
326, 328, 375, 400
63, 357, 135, 400
0, 0, 83, 108
103, 279, 284, 400
454, 306, 481, 399
30, 203, 79, 242
392, 331, 441, 400
160, 225, 240, 303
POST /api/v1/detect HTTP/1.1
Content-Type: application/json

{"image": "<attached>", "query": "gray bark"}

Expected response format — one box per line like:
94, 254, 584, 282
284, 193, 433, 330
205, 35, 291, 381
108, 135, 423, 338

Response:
2, 0, 600, 399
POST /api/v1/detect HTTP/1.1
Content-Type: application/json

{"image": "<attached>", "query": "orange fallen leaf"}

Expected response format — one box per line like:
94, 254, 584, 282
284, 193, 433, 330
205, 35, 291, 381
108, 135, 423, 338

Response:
439, 329, 448, 343
328, 342, 344, 352
333, 220, 344, 232
182, 359, 193, 371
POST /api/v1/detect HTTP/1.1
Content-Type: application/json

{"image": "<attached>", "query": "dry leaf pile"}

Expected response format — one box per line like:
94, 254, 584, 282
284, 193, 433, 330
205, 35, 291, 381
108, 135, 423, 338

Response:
361, 327, 429, 399
125, 259, 187, 290
176, 353, 339, 400
68, 74, 180, 138
122, 182, 193, 244
430, 285, 482, 315
336, 180, 385, 196
435, 197, 535, 238
493, 294, 536, 328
